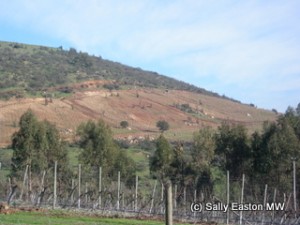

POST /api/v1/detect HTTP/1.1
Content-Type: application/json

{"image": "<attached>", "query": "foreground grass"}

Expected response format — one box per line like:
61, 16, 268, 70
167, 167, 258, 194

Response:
0, 211, 191, 225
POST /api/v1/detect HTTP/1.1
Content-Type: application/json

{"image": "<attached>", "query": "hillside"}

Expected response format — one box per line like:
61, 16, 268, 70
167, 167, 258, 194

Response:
0, 41, 225, 100
0, 41, 277, 147
0, 87, 276, 147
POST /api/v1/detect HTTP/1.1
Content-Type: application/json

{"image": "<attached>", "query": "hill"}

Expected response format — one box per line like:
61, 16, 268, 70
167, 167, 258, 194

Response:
0, 87, 276, 147
0, 41, 277, 147
0, 41, 227, 100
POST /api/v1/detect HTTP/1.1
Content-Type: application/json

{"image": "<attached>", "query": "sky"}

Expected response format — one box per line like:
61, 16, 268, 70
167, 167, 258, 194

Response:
0, 0, 299, 112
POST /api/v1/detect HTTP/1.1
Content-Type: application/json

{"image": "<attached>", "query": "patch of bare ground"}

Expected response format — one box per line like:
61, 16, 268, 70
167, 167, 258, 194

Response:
0, 87, 277, 147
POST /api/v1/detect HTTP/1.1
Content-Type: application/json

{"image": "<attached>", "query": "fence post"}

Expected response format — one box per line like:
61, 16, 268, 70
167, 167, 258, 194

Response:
261, 184, 268, 225
227, 170, 230, 225
165, 180, 173, 225
161, 182, 164, 213
184, 186, 186, 215
193, 189, 197, 219
78, 164, 81, 209
28, 165, 32, 202
85, 182, 88, 206
19, 164, 29, 201
150, 180, 157, 213
53, 161, 57, 209
71, 179, 74, 205
99, 167, 102, 209
117, 171, 120, 210
239, 174, 245, 225
135, 175, 138, 212
271, 188, 277, 225
293, 159, 297, 217
174, 184, 177, 211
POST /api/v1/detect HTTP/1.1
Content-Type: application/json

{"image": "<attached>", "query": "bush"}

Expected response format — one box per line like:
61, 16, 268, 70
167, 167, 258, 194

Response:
115, 139, 130, 149
103, 83, 120, 90
120, 120, 129, 128
156, 120, 169, 132
272, 109, 278, 114
137, 139, 156, 151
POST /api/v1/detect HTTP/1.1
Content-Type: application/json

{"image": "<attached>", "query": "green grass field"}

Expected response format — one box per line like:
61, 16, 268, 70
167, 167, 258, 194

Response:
0, 211, 191, 225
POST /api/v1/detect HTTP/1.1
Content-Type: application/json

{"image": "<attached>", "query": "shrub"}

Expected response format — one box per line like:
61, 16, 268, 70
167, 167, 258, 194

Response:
156, 120, 170, 132
120, 120, 129, 128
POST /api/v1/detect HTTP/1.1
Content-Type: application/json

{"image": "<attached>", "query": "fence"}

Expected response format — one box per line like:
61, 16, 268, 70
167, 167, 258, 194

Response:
1, 162, 299, 225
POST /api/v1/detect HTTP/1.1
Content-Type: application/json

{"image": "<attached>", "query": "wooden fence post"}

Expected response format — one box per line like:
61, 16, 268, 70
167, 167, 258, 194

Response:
293, 159, 297, 217
261, 184, 268, 225
71, 179, 74, 204
53, 161, 57, 209
135, 175, 138, 212
271, 188, 277, 225
117, 171, 120, 210
99, 167, 102, 209
161, 182, 164, 213
19, 164, 29, 201
193, 189, 197, 219
78, 164, 81, 209
150, 180, 157, 213
239, 174, 245, 225
165, 181, 173, 225
85, 182, 88, 205
174, 184, 177, 211
227, 170, 230, 225
184, 186, 186, 215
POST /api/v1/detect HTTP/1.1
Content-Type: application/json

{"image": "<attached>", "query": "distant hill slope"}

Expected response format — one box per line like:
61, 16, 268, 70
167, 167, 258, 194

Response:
0, 41, 278, 147
0, 88, 277, 147
0, 40, 228, 100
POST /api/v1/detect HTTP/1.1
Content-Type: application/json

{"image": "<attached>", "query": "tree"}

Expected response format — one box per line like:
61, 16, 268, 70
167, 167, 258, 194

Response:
150, 135, 173, 181
296, 103, 300, 116
251, 113, 300, 193
191, 127, 215, 195
77, 119, 117, 173
149, 134, 174, 224
76, 119, 136, 185
215, 123, 251, 180
156, 120, 170, 132
11, 110, 68, 177
192, 127, 215, 169
11, 110, 39, 176
120, 120, 129, 129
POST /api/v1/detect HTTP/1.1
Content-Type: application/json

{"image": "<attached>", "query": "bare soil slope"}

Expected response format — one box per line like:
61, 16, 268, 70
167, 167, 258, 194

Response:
0, 88, 277, 147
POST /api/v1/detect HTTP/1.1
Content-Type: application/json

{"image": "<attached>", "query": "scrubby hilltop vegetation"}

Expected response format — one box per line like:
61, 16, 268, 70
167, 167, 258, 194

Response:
0, 41, 226, 100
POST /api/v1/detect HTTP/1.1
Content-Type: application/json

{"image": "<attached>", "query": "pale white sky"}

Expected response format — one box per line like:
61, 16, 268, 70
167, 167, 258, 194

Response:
1, 0, 299, 112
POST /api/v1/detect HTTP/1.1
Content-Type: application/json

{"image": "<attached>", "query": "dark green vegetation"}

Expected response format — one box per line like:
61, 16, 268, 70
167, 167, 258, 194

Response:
4, 110, 137, 207
1, 103, 299, 197
0, 211, 191, 225
150, 135, 173, 182
148, 103, 300, 201
120, 120, 129, 129
0, 41, 232, 101
77, 119, 136, 186
156, 120, 170, 132
11, 110, 69, 178
0, 104, 299, 223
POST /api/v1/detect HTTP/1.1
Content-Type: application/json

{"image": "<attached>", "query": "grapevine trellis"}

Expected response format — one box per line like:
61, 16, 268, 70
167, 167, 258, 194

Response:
1, 162, 300, 225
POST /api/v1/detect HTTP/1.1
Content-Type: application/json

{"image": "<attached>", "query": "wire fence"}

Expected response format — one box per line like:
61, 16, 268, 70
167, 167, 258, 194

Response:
0, 163, 299, 225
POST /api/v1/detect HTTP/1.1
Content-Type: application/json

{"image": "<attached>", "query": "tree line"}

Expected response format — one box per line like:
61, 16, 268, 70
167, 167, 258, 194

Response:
8, 103, 300, 205
10, 110, 136, 196
150, 103, 300, 202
